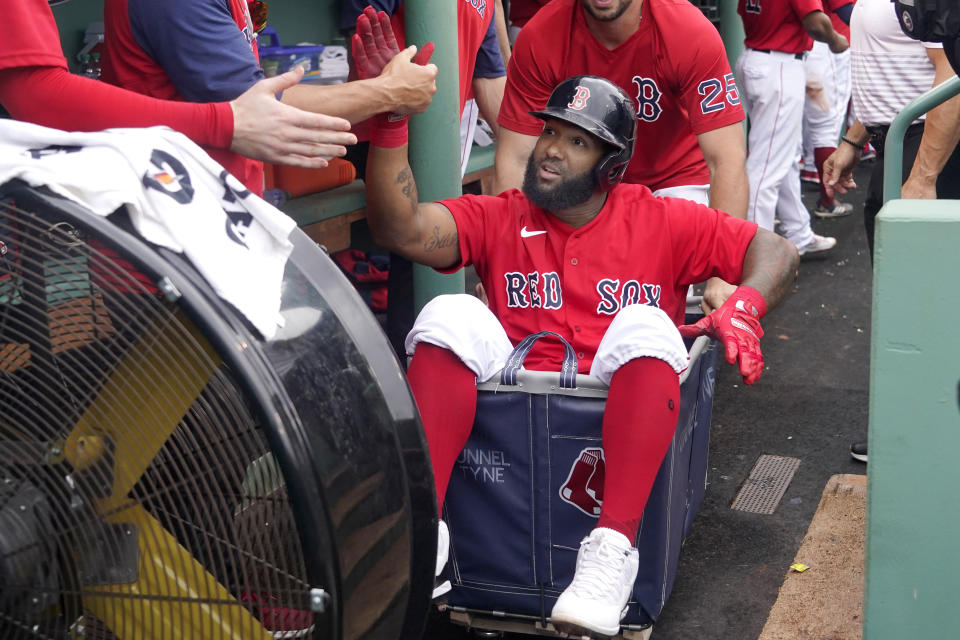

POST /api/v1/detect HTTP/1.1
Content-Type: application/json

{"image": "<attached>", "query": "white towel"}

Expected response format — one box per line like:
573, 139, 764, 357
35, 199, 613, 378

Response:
0, 120, 295, 339
317, 45, 349, 79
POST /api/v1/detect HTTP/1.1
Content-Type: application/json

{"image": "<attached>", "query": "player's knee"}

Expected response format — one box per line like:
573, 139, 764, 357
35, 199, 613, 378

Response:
591, 304, 688, 384
417, 293, 496, 329
608, 303, 675, 335
407, 295, 512, 380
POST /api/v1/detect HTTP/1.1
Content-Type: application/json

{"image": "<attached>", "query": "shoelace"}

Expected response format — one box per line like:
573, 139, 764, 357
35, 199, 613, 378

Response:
569, 537, 629, 599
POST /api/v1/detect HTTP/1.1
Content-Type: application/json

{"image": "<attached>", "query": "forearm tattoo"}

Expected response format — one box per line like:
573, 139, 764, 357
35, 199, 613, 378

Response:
423, 225, 457, 252
396, 167, 417, 212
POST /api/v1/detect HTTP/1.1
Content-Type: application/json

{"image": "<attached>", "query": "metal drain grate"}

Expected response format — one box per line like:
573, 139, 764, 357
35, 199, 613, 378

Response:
730, 454, 801, 514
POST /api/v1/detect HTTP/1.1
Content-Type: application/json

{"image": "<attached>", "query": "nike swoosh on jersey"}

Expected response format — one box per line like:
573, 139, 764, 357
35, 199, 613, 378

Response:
520, 226, 547, 238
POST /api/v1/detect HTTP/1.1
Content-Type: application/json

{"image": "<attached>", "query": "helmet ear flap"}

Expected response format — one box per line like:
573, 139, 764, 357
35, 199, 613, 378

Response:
594, 147, 631, 191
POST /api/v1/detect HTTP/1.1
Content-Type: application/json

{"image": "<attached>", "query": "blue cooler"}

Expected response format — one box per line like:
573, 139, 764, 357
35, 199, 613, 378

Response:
257, 27, 325, 83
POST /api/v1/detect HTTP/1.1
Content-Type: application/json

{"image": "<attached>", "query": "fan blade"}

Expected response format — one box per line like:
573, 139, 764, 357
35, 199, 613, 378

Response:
64, 310, 220, 512
82, 503, 275, 640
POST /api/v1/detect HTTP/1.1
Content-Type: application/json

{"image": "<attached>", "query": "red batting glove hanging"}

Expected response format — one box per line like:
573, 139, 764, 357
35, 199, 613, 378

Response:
678, 285, 767, 385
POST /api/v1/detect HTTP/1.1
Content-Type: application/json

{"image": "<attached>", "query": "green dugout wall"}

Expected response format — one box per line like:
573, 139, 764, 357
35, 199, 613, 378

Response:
863, 77, 960, 638
865, 198, 960, 638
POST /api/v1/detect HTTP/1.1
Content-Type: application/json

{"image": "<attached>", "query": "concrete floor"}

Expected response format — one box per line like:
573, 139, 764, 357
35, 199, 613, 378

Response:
422, 158, 876, 640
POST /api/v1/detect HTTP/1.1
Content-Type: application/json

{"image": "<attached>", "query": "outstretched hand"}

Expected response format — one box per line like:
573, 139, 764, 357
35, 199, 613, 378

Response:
678, 285, 767, 385
229, 66, 356, 168
822, 145, 859, 199
353, 5, 435, 80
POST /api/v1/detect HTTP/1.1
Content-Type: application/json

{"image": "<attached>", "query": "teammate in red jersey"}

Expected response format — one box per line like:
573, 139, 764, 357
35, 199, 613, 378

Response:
495, 0, 749, 314
0, 0, 356, 170
362, 73, 799, 637
102, 0, 438, 195
736, 0, 848, 256
508, 0, 551, 43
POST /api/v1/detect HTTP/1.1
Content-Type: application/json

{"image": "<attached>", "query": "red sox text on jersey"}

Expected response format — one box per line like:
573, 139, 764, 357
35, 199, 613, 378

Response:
504, 270, 662, 317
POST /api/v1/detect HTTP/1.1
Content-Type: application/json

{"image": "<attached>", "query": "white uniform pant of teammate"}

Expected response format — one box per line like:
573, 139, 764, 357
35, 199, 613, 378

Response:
803, 42, 852, 171
737, 48, 815, 250
405, 294, 690, 386
460, 98, 480, 178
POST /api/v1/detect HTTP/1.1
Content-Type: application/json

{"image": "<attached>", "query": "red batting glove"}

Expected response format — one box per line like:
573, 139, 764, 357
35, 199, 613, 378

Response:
411, 41, 435, 66
678, 285, 768, 385
353, 6, 435, 79
353, 6, 398, 79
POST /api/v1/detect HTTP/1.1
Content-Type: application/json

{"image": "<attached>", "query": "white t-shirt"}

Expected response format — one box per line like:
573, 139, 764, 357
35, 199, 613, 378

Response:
850, 0, 943, 127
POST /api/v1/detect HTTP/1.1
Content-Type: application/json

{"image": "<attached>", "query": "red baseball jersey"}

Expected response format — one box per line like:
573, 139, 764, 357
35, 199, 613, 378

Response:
509, 0, 551, 29
738, 0, 825, 54
102, 0, 263, 194
828, 0, 853, 40
3, 0, 69, 71
499, 0, 744, 192
437, 185, 758, 373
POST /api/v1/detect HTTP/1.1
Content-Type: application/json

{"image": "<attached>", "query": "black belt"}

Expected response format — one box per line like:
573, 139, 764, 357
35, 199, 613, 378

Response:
751, 48, 806, 60
865, 122, 925, 155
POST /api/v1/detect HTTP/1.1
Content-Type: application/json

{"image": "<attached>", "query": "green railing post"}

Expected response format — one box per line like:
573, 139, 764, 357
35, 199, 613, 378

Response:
882, 75, 960, 203
719, 0, 744, 74
406, 0, 465, 312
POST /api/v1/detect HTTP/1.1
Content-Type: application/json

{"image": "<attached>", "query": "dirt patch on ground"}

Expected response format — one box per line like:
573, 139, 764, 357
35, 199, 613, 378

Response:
757, 474, 866, 640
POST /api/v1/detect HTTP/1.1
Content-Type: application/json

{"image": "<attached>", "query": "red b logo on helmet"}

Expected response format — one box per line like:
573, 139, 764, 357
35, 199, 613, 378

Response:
568, 86, 591, 111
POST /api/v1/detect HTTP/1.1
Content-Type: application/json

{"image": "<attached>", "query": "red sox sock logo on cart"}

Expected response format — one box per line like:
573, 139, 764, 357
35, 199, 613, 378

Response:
559, 447, 606, 516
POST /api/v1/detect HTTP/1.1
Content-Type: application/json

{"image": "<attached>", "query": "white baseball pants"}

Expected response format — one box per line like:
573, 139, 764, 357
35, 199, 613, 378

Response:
737, 48, 815, 250
803, 42, 852, 167
405, 294, 690, 386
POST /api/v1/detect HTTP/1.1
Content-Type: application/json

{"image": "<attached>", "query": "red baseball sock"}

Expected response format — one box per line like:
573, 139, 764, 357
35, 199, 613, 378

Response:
597, 357, 680, 542
814, 146, 836, 206
406, 343, 478, 512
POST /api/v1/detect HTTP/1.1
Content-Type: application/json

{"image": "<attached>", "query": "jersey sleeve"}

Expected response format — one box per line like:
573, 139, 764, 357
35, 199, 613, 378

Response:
433, 194, 502, 273
128, 0, 262, 102
473, 13, 506, 79
666, 197, 758, 285
790, 0, 827, 21
0, 66, 234, 149
497, 23, 558, 136
2, 0, 69, 71
666, 11, 745, 136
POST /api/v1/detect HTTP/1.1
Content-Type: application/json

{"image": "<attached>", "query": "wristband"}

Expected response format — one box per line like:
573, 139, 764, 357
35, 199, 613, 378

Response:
841, 135, 863, 150
371, 112, 409, 148
733, 285, 767, 319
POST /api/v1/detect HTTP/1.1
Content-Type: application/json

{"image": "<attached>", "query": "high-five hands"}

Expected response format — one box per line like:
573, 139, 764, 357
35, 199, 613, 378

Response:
352, 6, 436, 86
678, 285, 767, 385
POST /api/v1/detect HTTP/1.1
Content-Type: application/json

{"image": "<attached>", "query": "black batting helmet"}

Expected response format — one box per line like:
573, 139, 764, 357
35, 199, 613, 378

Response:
530, 75, 637, 191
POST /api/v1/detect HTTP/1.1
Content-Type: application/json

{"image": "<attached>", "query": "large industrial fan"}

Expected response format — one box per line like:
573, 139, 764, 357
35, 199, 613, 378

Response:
0, 178, 436, 640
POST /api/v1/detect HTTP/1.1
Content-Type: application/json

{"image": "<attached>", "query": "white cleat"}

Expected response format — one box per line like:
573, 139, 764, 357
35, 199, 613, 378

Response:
433, 520, 451, 598
551, 527, 639, 639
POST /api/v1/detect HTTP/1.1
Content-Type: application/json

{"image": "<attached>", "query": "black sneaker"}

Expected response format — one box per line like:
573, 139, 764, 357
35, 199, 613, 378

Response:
850, 441, 868, 463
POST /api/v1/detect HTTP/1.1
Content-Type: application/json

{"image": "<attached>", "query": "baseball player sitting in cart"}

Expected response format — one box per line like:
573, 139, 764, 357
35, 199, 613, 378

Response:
361, 69, 800, 638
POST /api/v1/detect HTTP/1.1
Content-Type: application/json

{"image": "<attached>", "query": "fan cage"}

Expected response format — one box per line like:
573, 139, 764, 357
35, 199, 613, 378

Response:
0, 192, 315, 639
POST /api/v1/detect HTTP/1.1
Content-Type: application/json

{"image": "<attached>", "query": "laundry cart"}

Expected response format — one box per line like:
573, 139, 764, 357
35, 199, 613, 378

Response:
440, 305, 721, 639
